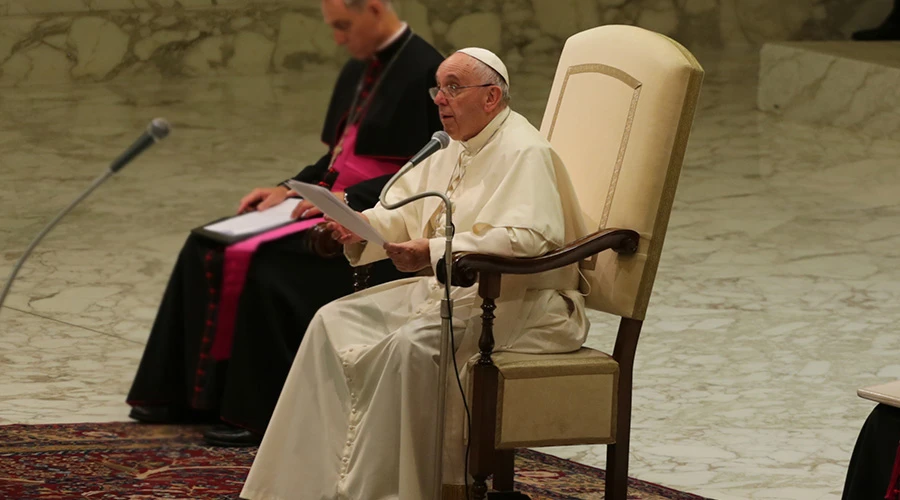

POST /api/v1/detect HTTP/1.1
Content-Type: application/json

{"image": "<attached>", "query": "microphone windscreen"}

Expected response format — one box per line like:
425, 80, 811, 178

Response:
432, 131, 450, 149
149, 118, 171, 141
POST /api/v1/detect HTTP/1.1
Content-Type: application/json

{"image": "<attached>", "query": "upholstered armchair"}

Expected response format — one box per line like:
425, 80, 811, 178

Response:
443, 25, 705, 500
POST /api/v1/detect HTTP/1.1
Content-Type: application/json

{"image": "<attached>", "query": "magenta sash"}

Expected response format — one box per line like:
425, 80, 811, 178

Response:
209, 125, 403, 361
210, 218, 322, 360
330, 126, 404, 192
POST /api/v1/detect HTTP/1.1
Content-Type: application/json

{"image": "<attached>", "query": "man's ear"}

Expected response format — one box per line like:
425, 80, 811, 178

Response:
367, 0, 382, 16
484, 86, 502, 112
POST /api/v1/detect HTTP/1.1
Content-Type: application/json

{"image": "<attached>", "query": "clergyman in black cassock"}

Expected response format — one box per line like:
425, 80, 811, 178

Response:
126, 20, 444, 446
842, 404, 900, 499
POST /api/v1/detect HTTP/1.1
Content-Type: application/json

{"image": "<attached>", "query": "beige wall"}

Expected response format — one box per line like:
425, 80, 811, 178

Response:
0, 0, 892, 86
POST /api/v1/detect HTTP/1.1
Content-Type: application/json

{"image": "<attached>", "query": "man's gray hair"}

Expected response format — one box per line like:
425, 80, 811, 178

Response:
470, 58, 511, 104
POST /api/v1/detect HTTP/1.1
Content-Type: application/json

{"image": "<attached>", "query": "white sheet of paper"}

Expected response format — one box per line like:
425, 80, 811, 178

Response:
286, 180, 386, 246
203, 198, 302, 236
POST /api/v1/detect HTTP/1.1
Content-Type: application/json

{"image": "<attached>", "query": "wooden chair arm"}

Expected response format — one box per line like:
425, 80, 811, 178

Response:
439, 228, 639, 287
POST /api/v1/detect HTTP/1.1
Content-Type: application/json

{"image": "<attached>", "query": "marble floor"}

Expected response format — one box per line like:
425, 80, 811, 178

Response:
2, 47, 899, 500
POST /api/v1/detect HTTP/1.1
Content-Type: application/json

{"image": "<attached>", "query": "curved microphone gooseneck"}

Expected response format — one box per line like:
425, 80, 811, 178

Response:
0, 119, 171, 318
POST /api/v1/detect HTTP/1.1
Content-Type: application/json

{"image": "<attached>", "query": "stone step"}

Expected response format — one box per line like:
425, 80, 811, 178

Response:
758, 41, 900, 139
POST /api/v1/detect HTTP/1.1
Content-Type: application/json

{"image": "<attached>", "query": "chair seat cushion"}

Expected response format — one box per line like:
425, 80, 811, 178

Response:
492, 347, 619, 448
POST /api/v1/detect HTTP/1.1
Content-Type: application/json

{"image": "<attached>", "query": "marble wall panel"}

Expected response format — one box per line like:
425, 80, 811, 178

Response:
0, 0, 258, 15
0, 0, 894, 86
0, 4, 338, 86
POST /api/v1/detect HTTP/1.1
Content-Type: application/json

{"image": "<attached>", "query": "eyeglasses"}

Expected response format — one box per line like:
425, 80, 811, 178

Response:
428, 83, 494, 100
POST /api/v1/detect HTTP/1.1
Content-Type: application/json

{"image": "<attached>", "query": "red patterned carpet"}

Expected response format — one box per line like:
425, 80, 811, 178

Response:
0, 422, 707, 499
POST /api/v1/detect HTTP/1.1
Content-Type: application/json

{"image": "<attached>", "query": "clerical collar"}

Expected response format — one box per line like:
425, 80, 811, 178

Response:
461, 107, 511, 154
375, 24, 410, 62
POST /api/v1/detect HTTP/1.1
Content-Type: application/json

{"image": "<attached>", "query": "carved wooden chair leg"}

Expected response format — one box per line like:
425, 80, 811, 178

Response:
605, 318, 643, 500
469, 273, 502, 500
605, 435, 629, 500
484, 449, 530, 499
492, 449, 515, 491
470, 362, 499, 500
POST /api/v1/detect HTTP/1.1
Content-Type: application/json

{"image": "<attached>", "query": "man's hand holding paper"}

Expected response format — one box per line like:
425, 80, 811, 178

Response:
325, 214, 366, 245
384, 239, 431, 272
290, 194, 341, 220
286, 181, 386, 246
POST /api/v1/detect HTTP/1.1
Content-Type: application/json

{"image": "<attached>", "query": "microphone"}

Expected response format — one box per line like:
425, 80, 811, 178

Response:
0, 118, 171, 316
407, 131, 450, 167
110, 118, 171, 173
378, 131, 451, 209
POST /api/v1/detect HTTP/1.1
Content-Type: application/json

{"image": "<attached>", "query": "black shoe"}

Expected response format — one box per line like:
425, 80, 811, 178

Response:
853, 20, 900, 40
128, 405, 219, 424
203, 424, 262, 447
129, 405, 177, 424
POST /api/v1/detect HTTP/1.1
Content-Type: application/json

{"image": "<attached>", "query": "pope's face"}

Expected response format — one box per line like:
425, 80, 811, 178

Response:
321, 0, 382, 60
432, 53, 499, 141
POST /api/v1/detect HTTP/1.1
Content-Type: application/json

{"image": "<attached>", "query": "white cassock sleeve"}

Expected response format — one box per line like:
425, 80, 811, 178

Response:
343, 209, 403, 266
427, 227, 553, 276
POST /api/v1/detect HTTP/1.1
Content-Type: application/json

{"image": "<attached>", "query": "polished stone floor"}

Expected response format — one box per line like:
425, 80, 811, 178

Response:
2, 47, 899, 500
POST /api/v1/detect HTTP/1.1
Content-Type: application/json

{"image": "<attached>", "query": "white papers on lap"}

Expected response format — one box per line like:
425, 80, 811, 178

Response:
286, 180, 386, 246
859, 380, 900, 408
203, 198, 301, 236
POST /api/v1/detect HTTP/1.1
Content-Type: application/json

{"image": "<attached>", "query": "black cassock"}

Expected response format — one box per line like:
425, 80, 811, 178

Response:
127, 30, 444, 434
842, 404, 900, 499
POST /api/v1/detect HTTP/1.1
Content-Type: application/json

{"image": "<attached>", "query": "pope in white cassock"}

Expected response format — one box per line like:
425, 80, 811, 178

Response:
240, 47, 590, 500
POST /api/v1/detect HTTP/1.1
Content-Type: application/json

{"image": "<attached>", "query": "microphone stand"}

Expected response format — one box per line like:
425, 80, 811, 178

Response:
378, 163, 454, 500
0, 169, 116, 316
